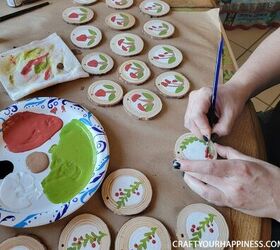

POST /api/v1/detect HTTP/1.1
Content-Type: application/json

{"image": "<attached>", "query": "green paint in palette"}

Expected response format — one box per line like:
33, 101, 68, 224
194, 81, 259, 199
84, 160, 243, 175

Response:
41, 119, 96, 204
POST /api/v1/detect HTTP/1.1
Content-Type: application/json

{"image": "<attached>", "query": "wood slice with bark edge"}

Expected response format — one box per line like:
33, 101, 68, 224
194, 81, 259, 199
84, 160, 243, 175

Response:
123, 89, 162, 120
87, 80, 123, 107
155, 71, 190, 98
74, 0, 98, 5
143, 19, 175, 39
176, 203, 229, 250
62, 6, 94, 25
58, 214, 110, 250
0, 235, 46, 250
105, 12, 136, 30
101, 168, 152, 215
106, 0, 134, 9
115, 216, 171, 250
82, 52, 113, 75
139, 0, 170, 17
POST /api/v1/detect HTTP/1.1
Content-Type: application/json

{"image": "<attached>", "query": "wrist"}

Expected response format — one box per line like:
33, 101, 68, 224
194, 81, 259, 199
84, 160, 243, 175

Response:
223, 80, 250, 105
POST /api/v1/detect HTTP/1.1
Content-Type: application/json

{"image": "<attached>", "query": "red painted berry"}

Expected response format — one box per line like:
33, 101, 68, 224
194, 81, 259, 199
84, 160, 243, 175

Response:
159, 54, 164, 57
95, 89, 106, 97
153, 56, 159, 59
124, 63, 132, 71
122, 45, 128, 51
191, 228, 195, 233
134, 243, 138, 248
131, 94, 141, 102
118, 38, 124, 46
69, 12, 79, 18
119, 188, 122, 191
76, 34, 88, 42
152, 240, 156, 244
192, 224, 196, 228
136, 192, 140, 195
130, 73, 137, 78
161, 81, 168, 87
73, 237, 77, 241
111, 16, 116, 22
87, 59, 98, 67
137, 103, 146, 112
92, 242, 96, 248
115, 192, 119, 197
209, 228, 214, 233
120, 192, 124, 195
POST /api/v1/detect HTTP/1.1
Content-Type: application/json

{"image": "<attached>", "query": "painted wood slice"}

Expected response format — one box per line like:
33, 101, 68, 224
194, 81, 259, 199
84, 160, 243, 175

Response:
71, 26, 102, 48
101, 168, 152, 215
0, 235, 46, 250
82, 52, 113, 75
143, 19, 175, 39
106, 0, 133, 9
74, 0, 98, 5
105, 12, 136, 30
139, 0, 170, 17
62, 6, 94, 24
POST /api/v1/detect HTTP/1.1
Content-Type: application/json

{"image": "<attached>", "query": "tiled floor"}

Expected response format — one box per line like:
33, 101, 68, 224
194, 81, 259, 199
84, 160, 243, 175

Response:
225, 27, 280, 112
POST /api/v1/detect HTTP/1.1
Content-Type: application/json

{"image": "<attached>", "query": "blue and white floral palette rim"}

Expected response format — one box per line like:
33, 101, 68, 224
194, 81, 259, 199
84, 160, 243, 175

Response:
0, 97, 110, 228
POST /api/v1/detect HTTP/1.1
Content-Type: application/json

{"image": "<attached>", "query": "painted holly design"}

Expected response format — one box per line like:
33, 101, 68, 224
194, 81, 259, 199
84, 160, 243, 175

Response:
180, 136, 214, 159
68, 8, 89, 22
124, 62, 145, 79
19, 48, 53, 81
87, 54, 108, 71
111, 13, 129, 27
144, 2, 163, 13
67, 231, 107, 250
133, 227, 158, 250
117, 37, 136, 52
113, 0, 128, 6
131, 92, 154, 112
76, 29, 97, 46
153, 47, 176, 64
115, 181, 142, 209
161, 74, 185, 93
148, 22, 169, 36
189, 214, 216, 249
94, 84, 116, 101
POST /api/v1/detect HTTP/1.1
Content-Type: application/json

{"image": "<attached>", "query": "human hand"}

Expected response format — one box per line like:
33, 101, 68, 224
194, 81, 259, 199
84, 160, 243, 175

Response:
184, 84, 248, 139
175, 144, 280, 221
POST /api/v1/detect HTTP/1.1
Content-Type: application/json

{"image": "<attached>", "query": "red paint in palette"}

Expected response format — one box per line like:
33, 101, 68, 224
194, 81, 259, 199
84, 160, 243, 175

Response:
2, 111, 63, 153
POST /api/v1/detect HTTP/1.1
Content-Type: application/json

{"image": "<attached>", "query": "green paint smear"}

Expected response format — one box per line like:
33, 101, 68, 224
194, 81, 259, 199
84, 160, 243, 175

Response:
41, 119, 96, 204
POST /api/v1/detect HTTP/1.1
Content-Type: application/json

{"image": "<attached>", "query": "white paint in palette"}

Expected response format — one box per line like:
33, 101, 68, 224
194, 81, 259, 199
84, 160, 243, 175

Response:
129, 226, 161, 250
0, 172, 43, 210
11, 246, 29, 250
68, 224, 101, 250
186, 212, 219, 241
182, 140, 207, 160
111, 175, 144, 206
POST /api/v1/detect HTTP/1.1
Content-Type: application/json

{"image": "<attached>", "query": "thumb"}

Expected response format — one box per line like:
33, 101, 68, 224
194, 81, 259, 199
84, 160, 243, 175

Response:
215, 143, 256, 161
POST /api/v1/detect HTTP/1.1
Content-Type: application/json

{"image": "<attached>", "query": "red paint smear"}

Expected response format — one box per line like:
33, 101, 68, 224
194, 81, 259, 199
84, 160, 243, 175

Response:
2, 111, 63, 153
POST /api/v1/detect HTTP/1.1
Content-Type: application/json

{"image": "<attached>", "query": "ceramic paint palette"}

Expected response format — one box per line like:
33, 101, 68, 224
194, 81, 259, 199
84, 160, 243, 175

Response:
71, 26, 102, 49
106, 0, 133, 9
139, 0, 170, 17
105, 12, 136, 30
110, 33, 144, 57
101, 169, 152, 215
123, 89, 162, 120
177, 204, 229, 250
155, 71, 190, 98
115, 216, 171, 250
0, 97, 109, 227
74, 0, 98, 5
143, 19, 175, 39
0, 235, 46, 250
119, 59, 151, 85
88, 80, 123, 106
148, 44, 183, 69
62, 6, 94, 24
59, 214, 111, 250
82, 52, 113, 75
175, 133, 217, 160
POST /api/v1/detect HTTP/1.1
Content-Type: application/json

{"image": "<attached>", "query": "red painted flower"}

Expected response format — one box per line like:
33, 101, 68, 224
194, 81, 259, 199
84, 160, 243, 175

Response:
87, 60, 98, 67
69, 12, 79, 18
124, 63, 132, 71
95, 89, 106, 97
131, 94, 141, 102
130, 72, 137, 78
118, 39, 124, 46
76, 34, 88, 41
137, 103, 146, 112
111, 16, 116, 22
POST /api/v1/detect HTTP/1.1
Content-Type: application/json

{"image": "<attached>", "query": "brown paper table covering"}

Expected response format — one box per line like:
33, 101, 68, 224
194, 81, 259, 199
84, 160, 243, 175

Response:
0, 0, 268, 249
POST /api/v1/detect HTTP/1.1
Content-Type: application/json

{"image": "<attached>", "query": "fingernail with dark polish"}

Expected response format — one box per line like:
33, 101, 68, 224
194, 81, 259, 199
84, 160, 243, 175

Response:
203, 135, 208, 142
211, 133, 219, 142
173, 159, 181, 169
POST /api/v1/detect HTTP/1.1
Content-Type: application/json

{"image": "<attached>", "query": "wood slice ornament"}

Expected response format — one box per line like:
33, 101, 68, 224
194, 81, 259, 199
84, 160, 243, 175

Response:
177, 204, 229, 250
148, 44, 183, 69
58, 214, 111, 250
175, 133, 217, 160
123, 89, 162, 120
82, 52, 113, 75
71, 26, 102, 49
0, 235, 46, 250
105, 12, 136, 30
143, 19, 175, 39
101, 169, 152, 215
62, 6, 94, 24
115, 216, 171, 250
155, 71, 190, 98
110, 33, 144, 57
74, 0, 98, 5
106, 0, 133, 9
88, 80, 123, 106
119, 59, 151, 85
139, 0, 170, 17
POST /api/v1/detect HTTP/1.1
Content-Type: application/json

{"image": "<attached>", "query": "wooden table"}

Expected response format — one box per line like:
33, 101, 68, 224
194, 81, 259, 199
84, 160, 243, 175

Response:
0, 1, 271, 249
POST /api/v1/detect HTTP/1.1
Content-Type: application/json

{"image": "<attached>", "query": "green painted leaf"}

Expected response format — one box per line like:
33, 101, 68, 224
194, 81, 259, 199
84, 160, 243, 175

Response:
79, 7, 87, 13
159, 29, 167, 36
23, 48, 43, 60
125, 36, 134, 42
99, 54, 108, 62
175, 75, 184, 82
145, 103, 154, 112
108, 93, 116, 101
175, 85, 184, 93
80, 14, 87, 22
99, 64, 108, 71
87, 39, 95, 46
163, 47, 173, 53
137, 72, 144, 79
168, 56, 176, 64
133, 62, 144, 70
9, 75, 14, 85
142, 92, 154, 100
162, 23, 169, 29
34, 59, 48, 74
128, 45, 136, 52
103, 84, 114, 89
88, 29, 97, 35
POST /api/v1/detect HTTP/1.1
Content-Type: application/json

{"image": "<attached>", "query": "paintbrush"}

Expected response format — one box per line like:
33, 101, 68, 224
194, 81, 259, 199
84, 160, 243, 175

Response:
0, 2, 49, 22
206, 36, 224, 142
